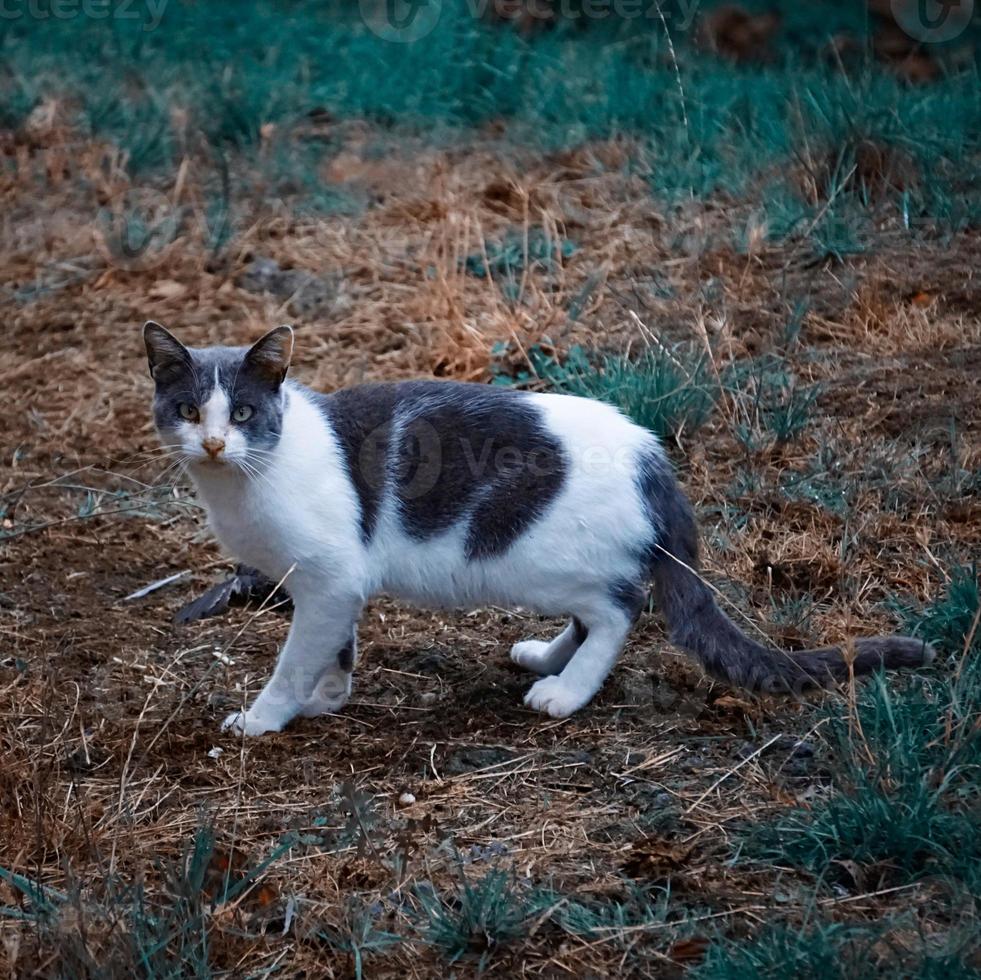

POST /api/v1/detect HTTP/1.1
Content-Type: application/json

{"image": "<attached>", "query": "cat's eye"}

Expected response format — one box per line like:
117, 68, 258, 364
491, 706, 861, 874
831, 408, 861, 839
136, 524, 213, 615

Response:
232, 405, 254, 423
178, 403, 199, 422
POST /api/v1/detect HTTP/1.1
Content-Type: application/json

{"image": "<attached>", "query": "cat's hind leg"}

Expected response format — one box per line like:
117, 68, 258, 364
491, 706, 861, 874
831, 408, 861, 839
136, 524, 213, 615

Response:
524, 604, 633, 719
510, 618, 587, 676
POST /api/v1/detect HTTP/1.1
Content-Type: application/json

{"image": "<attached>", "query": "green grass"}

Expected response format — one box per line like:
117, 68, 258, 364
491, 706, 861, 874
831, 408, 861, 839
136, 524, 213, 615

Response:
414, 868, 680, 968
315, 900, 402, 980
495, 341, 717, 439
702, 567, 981, 979
904, 564, 981, 659
547, 881, 675, 943
465, 228, 577, 304
0, 824, 297, 978
415, 867, 536, 968
4, 2, 980, 231
692, 921, 981, 980
694, 922, 881, 980
752, 566, 981, 889
727, 356, 823, 450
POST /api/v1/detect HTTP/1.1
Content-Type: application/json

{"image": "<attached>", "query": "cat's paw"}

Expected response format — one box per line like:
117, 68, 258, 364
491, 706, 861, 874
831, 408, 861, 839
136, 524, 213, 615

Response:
221, 710, 284, 737
523, 676, 588, 718
510, 640, 552, 675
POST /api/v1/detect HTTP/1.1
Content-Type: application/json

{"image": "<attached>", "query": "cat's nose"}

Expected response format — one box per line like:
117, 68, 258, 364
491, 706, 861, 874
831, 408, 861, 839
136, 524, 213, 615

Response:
202, 437, 226, 459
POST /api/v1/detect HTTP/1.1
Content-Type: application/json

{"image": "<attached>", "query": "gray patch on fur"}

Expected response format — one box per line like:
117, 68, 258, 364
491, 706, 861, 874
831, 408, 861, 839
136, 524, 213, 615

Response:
337, 633, 357, 673
319, 381, 567, 559
609, 579, 647, 621
317, 384, 400, 542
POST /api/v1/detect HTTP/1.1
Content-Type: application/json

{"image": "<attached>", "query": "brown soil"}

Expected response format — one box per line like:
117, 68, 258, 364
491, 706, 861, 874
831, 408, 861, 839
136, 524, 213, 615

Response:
1, 122, 978, 976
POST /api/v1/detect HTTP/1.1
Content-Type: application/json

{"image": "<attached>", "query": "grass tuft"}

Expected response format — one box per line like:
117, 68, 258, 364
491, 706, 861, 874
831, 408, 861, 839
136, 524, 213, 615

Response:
512, 342, 717, 440
727, 356, 822, 450
0, 823, 296, 977
415, 867, 534, 967
753, 567, 981, 889
316, 900, 402, 980
902, 564, 981, 660
692, 920, 981, 980
549, 881, 673, 943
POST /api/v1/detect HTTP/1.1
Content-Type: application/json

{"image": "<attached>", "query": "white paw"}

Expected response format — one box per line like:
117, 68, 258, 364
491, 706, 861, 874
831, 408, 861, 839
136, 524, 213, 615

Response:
523, 676, 588, 718
221, 710, 284, 737
510, 640, 552, 674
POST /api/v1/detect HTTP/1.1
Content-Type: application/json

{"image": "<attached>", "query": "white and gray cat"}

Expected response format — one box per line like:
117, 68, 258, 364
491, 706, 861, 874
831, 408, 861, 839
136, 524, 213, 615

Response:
143, 322, 934, 736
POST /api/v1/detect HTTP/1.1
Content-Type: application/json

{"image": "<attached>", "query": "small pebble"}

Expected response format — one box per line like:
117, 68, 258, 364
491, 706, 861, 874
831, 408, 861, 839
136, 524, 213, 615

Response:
207, 746, 224, 759
398, 792, 416, 807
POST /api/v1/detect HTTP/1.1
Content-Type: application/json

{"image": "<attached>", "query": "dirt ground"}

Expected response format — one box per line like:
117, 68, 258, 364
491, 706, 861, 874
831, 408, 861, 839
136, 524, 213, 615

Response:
1, 122, 979, 976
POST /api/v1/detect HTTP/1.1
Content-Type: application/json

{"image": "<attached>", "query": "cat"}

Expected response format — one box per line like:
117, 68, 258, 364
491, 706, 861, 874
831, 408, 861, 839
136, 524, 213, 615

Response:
143, 321, 934, 735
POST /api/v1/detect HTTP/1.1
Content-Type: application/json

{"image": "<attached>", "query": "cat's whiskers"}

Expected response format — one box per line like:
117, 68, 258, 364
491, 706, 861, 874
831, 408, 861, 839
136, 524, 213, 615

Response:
236, 463, 267, 497
237, 459, 261, 488
241, 451, 280, 489
127, 447, 188, 468
123, 444, 186, 463
153, 454, 192, 492
237, 455, 277, 495
132, 450, 189, 487
244, 448, 277, 466
160, 470, 189, 497
128, 454, 182, 469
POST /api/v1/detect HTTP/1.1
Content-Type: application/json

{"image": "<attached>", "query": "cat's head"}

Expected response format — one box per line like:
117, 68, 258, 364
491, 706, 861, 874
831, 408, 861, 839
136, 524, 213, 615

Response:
143, 322, 293, 469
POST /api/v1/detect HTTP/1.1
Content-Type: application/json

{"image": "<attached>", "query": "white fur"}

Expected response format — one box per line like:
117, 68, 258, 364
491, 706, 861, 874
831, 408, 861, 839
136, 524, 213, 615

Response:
181, 383, 664, 734
199, 374, 231, 443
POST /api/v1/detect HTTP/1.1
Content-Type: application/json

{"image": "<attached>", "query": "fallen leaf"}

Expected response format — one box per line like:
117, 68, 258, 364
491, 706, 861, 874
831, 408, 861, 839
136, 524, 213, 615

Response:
203, 846, 247, 900
254, 884, 278, 908
712, 693, 755, 715
668, 936, 710, 964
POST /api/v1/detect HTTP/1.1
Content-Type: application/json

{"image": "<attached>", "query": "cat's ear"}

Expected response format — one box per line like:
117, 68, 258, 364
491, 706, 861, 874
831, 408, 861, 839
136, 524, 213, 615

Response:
143, 321, 191, 382
244, 325, 293, 386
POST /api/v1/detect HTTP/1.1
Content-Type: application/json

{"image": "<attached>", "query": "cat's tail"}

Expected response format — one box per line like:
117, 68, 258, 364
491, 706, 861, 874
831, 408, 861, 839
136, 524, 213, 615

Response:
648, 473, 935, 693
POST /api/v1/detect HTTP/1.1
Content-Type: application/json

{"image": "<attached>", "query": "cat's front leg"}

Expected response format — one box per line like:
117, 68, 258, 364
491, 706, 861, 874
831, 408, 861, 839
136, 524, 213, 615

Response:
222, 593, 362, 736
297, 630, 358, 719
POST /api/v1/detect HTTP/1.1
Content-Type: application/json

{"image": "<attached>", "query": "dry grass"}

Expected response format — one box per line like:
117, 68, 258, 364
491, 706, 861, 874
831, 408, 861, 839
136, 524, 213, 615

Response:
1, 117, 978, 976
